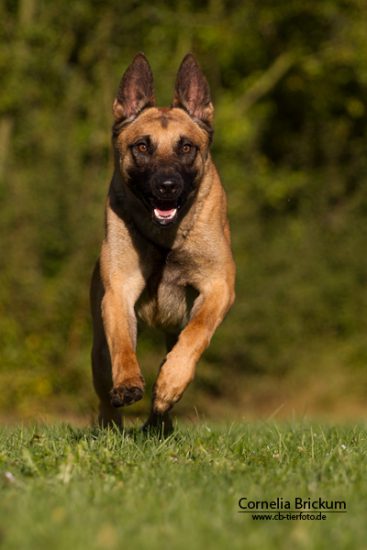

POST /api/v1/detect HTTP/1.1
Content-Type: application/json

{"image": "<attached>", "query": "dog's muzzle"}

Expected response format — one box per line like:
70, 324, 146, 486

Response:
151, 175, 184, 225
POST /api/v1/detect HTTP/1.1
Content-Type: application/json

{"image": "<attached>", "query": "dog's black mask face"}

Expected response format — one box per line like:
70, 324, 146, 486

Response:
113, 53, 214, 227
126, 133, 200, 226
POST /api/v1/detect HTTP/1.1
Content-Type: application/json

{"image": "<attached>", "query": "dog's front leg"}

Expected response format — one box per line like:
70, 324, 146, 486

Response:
153, 278, 235, 414
102, 280, 145, 408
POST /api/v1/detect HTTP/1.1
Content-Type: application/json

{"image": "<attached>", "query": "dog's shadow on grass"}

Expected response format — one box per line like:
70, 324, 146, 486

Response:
66, 422, 180, 443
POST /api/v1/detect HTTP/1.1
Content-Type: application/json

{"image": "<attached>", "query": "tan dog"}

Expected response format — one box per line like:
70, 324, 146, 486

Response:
90, 53, 235, 433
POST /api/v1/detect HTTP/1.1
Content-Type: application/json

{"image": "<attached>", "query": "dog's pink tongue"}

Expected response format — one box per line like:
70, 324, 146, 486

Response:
155, 208, 176, 217
153, 208, 177, 221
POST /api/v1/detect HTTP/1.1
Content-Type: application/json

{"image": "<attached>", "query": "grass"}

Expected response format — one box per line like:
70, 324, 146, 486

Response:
0, 421, 366, 550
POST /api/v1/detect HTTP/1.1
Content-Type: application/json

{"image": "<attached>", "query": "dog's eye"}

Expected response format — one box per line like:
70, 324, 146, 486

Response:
182, 144, 192, 154
137, 143, 148, 153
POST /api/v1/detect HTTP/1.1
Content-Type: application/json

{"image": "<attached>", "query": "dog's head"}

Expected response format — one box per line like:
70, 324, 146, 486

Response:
112, 53, 214, 226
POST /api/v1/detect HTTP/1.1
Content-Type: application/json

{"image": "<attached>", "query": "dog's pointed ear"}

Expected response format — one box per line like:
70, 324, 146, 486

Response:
113, 53, 155, 121
172, 54, 214, 125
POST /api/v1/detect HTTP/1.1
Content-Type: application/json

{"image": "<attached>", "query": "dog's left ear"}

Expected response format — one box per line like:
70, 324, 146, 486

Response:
172, 54, 214, 126
113, 53, 155, 122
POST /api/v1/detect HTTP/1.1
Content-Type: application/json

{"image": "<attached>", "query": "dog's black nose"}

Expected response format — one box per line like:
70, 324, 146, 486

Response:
156, 180, 180, 197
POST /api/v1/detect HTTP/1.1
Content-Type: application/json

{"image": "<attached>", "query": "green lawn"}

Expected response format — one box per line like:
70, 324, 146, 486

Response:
0, 422, 366, 549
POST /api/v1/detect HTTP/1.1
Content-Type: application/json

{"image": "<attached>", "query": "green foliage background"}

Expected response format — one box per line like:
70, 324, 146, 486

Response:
1, 0, 367, 419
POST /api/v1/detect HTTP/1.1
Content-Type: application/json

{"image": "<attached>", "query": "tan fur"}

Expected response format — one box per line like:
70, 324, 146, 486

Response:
91, 55, 235, 434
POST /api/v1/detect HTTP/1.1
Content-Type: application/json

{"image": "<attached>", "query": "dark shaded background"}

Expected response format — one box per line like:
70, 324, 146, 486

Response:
1, 0, 366, 421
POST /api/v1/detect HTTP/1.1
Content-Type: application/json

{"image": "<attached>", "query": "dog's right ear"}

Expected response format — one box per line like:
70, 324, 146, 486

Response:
113, 53, 155, 122
172, 54, 213, 126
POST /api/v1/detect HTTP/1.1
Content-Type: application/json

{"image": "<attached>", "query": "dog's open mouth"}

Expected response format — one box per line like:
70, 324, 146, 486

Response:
153, 207, 178, 225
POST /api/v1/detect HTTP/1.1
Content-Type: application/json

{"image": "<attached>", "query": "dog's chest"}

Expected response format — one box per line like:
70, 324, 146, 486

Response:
135, 250, 198, 330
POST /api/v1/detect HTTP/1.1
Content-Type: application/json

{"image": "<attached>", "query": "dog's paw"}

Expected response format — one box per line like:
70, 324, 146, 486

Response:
152, 361, 195, 414
110, 381, 144, 408
152, 393, 174, 415
142, 412, 174, 438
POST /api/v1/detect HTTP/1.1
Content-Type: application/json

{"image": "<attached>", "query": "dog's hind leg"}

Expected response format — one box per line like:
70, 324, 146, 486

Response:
91, 261, 122, 428
142, 332, 178, 436
92, 341, 122, 428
